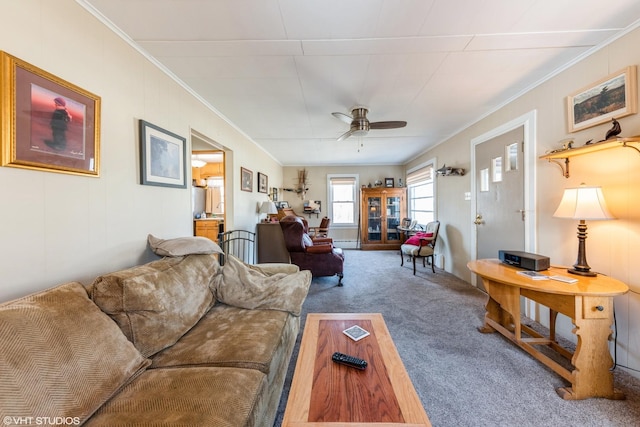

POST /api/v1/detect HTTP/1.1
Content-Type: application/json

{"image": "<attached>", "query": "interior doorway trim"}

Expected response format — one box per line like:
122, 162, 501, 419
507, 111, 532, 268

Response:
469, 110, 537, 269
191, 129, 224, 151
190, 128, 232, 229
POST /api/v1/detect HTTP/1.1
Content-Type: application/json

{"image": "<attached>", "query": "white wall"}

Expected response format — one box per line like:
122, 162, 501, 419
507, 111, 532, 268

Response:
407, 27, 640, 378
0, 0, 281, 301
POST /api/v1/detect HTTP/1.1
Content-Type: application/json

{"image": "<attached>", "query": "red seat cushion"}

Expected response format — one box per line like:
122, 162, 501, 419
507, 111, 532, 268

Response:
405, 232, 433, 246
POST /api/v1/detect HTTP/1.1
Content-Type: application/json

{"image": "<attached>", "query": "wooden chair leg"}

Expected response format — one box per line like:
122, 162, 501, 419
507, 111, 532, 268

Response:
412, 256, 416, 275
430, 255, 435, 273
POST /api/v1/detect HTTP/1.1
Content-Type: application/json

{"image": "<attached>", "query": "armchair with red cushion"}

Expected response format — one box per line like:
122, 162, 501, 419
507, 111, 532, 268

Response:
279, 215, 344, 285
400, 221, 440, 274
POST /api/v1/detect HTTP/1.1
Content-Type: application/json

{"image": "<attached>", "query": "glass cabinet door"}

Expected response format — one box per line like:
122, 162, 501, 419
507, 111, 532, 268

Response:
367, 196, 382, 241
386, 195, 401, 241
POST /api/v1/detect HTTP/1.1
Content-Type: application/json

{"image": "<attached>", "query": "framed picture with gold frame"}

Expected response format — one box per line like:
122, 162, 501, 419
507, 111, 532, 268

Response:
0, 51, 101, 176
567, 66, 637, 133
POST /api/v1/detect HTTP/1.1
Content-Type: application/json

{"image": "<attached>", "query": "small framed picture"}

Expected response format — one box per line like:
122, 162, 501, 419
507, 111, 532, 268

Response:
258, 172, 268, 193
241, 167, 253, 192
385, 177, 394, 188
0, 51, 101, 176
139, 120, 186, 188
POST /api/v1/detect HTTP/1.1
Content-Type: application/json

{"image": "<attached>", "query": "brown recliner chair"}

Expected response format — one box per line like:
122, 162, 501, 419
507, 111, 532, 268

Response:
279, 215, 344, 285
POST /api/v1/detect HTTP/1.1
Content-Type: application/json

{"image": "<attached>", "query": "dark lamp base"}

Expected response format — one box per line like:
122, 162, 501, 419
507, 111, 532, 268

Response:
568, 220, 598, 278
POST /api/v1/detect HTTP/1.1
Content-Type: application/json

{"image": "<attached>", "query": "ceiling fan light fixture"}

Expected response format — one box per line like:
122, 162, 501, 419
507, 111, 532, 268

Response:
331, 106, 406, 141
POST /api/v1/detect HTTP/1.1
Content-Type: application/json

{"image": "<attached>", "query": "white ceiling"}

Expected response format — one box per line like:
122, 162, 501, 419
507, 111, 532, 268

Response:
80, 0, 640, 166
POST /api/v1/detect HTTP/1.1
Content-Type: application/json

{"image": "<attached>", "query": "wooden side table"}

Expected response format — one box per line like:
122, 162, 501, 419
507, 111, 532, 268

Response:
468, 259, 628, 400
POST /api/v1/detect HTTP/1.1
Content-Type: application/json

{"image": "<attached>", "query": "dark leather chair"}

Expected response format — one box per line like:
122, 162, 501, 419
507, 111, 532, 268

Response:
280, 215, 344, 285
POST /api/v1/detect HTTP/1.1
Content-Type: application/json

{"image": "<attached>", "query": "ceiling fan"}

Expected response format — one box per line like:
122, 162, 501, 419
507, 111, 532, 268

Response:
332, 107, 407, 141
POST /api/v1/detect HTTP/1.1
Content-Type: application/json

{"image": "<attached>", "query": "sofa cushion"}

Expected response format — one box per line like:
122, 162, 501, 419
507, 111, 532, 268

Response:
91, 254, 218, 357
84, 367, 268, 427
0, 282, 150, 424
213, 255, 311, 316
148, 233, 223, 257
150, 304, 296, 374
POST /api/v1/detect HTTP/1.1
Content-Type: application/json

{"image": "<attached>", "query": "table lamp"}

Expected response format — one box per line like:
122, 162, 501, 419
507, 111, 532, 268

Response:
553, 184, 615, 276
259, 201, 278, 222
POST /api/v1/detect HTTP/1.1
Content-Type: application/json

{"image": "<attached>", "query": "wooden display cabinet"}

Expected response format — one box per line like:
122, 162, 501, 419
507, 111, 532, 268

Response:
360, 187, 406, 250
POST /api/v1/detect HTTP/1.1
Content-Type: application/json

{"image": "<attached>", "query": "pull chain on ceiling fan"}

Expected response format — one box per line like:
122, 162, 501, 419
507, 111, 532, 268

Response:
332, 107, 407, 141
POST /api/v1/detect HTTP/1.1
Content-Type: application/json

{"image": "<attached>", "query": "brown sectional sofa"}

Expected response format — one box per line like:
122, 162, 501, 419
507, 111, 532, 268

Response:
0, 242, 311, 426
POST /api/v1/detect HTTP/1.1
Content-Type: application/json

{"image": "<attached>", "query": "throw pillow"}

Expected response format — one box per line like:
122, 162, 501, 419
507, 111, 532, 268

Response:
405, 232, 434, 246
91, 254, 219, 357
302, 233, 314, 248
0, 282, 150, 424
148, 234, 223, 257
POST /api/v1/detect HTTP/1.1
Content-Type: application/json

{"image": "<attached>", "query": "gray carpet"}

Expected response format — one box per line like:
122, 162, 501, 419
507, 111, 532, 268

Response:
273, 249, 640, 427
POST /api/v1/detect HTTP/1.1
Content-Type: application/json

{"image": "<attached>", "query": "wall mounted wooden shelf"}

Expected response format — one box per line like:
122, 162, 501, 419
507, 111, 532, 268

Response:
539, 136, 640, 178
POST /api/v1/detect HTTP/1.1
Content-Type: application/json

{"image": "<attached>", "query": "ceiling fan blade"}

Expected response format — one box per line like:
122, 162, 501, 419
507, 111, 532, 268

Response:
332, 112, 353, 124
337, 129, 355, 141
369, 121, 407, 129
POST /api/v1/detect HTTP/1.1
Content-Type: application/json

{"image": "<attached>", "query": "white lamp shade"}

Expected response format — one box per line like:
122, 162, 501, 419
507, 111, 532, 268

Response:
553, 185, 615, 220
259, 201, 278, 214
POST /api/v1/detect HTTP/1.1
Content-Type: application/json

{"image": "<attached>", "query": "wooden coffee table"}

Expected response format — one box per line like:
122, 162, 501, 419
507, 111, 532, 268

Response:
282, 313, 431, 426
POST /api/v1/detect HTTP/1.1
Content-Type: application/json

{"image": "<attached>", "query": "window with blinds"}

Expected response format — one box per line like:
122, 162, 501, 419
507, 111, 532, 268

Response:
406, 165, 434, 226
327, 175, 358, 226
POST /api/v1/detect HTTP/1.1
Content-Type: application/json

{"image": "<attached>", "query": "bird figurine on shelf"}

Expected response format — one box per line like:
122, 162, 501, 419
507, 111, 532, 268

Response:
604, 118, 622, 141
546, 138, 573, 154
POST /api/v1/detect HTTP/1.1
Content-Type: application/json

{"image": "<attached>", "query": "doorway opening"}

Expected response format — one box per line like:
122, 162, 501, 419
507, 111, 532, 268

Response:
191, 129, 227, 241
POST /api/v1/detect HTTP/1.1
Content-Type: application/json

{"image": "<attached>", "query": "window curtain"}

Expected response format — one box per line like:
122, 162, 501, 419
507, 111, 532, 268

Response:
205, 187, 222, 213
406, 166, 433, 186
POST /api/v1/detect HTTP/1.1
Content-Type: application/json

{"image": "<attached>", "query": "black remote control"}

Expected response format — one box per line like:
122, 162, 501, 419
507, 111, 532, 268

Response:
331, 352, 367, 370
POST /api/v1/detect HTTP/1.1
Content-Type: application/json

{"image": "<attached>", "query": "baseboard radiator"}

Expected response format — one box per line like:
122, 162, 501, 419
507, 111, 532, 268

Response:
333, 240, 359, 249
